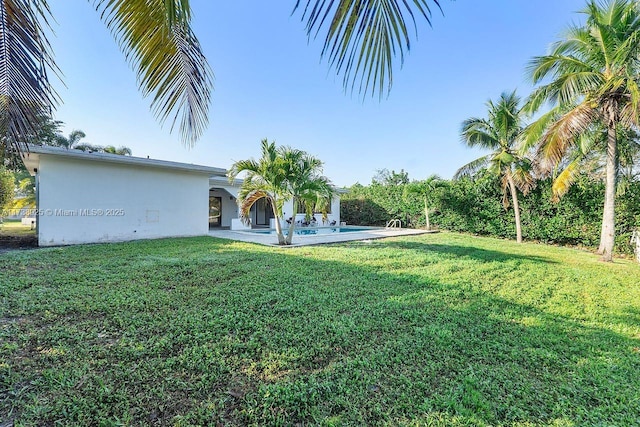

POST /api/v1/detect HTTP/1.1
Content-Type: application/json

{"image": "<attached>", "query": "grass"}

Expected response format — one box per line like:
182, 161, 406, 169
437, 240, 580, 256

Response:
1, 232, 639, 426
0, 219, 34, 236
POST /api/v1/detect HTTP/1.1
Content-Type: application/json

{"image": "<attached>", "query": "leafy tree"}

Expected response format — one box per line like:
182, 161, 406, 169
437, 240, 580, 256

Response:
372, 168, 410, 186
0, 167, 13, 212
228, 139, 333, 246
403, 174, 443, 230
0, 111, 62, 168
456, 91, 534, 243
526, 0, 640, 261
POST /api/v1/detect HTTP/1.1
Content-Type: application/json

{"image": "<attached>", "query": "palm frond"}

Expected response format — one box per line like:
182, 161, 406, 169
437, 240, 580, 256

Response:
521, 107, 559, 154
453, 155, 490, 180
537, 101, 598, 172
238, 189, 268, 225
227, 158, 260, 182
0, 0, 59, 163
511, 158, 535, 195
460, 118, 499, 149
620, 77, 640, 127
94, 0, 213, 146
551, 158, 582, 200
293, 0, 441, 98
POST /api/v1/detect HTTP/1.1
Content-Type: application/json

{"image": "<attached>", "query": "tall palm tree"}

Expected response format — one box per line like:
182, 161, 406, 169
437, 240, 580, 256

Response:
455, 91, 534, 243
1, 0, 212, 163
228, 139, 334, 246
525, 0, 640, 261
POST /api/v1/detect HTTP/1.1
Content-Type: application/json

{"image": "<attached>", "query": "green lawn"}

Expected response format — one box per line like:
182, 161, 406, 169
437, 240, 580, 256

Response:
1, 233, 639, 426
0, 220, 35, 237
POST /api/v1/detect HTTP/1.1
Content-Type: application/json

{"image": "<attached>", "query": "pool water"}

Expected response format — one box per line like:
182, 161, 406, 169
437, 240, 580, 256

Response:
252, 226, 375, 236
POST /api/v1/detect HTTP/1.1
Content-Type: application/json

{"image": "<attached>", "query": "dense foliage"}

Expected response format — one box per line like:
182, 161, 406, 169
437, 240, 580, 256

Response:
341, 173, 640, 254
0, 167, 14, 210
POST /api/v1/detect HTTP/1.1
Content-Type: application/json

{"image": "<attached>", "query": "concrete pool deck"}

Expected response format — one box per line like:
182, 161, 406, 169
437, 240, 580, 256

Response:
209, 227, 433, 247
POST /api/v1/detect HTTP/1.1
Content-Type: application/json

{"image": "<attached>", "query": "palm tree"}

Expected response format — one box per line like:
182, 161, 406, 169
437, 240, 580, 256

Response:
49, 129, 103, 153
1, 0, 212, 164
103, 145, 132, 156
52, 130, 87, 150
455, 91, 534, 243
2, 0, 444, 164
525, 0, 640, 261
280, 148, 334, 245
228, 140, 289, 244
228, 139, 334, 246
403, 174, 442, 230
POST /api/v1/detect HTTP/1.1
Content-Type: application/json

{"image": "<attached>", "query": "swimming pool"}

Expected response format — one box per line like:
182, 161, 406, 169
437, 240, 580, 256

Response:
251, 226, 376, 236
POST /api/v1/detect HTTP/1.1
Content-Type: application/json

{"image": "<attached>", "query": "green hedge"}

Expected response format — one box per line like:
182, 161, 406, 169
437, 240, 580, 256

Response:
341, 176, 640, 254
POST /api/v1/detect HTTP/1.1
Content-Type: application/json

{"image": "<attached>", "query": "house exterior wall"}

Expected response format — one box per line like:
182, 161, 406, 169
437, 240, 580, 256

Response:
36, 155, 210, 246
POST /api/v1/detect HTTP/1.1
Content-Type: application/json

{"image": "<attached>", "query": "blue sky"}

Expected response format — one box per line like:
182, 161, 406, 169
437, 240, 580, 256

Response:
48, 0, 587, 187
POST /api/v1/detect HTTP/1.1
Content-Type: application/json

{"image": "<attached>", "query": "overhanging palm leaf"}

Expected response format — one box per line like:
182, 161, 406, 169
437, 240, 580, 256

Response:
94, 0, 213, 146
1, 0, 212, 166
0, 0, 58, 161
294, 0, 442, 97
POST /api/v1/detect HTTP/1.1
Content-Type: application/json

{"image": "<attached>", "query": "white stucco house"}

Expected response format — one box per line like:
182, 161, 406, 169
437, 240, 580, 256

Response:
21, 145, 342, 246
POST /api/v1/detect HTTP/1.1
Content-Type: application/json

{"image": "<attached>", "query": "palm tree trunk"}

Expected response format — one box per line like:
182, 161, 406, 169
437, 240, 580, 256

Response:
271, 198, 286, 245
507, 175, 523, 243
285, 199, 298, 245
424, 196, 430, 230
598, 120, 618, 262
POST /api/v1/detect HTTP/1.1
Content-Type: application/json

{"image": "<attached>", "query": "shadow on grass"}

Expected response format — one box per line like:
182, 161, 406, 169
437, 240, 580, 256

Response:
377, 239, 558, 264
0, 236, 637, 425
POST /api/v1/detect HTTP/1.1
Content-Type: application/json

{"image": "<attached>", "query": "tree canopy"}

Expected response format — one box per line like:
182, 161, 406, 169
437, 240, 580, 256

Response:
526, 0, 640, 261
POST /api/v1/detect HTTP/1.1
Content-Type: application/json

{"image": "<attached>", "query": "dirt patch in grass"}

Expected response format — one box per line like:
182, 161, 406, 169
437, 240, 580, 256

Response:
0, 226, 37, 253
0, 236, 37, 253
